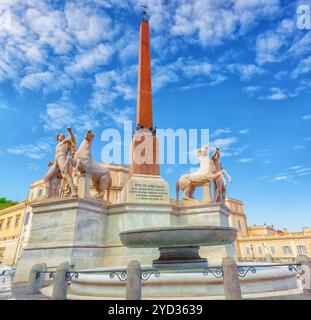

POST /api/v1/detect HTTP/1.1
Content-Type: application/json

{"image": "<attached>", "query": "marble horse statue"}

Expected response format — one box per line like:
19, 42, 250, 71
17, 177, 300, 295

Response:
176, 146, 231, 204
73, 129, 112, 202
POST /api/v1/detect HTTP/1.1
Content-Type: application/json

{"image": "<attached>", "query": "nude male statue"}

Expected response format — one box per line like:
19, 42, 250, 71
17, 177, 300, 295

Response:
44, 127, 78, 198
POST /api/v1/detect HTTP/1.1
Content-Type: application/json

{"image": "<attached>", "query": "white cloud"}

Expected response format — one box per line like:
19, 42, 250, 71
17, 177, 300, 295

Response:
210, 128, 231, 138
238, 158, 253, 163
272, 175, 290, 182
171, 0, 280, 47
211, 137, 238, 149
243, 86, 261, 96
239, 129, 250, 134
302, 114, 311, 120
255, 18, 296, 65
293, 145, 306, 150
90, 66, 137, 112
288, 31, 311, 58
41, 90, 100, 132
65, 43, 114, 75
19, 71, 53, 91
260, 87, 288, 100
152, 57, 226, 92
108, 106, 134, 125
65, 3, 114, 47
227, 63, 265, 80
0, 101, 16, 112
7, 137, 53, 159
289, 165, 303, 170
292, 55, 311, 79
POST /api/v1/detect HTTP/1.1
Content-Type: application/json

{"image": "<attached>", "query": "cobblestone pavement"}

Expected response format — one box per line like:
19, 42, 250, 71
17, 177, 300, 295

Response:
10, 278, 51, 300
248, 294, 311, 300
3, 276, 311, 300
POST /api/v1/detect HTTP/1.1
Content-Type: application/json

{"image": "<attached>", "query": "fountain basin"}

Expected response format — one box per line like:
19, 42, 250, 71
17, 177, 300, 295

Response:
120, 226, 237, 269
68, 264, 299, 299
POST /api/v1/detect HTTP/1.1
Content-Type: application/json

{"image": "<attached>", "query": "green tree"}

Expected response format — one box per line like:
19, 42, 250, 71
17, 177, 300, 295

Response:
0, 197, 19, 210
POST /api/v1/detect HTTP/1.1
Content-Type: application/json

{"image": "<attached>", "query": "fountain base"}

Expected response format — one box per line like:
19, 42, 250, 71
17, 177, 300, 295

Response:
153, 246, 207, 269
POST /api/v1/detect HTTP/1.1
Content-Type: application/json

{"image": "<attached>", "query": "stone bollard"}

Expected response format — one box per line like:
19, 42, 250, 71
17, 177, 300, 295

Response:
26, 263, 47, 295
0, 270, 14, 300
265, 254, 273, 263
296, 256, 311, 296
126, 260, 142, 300
222, 257, 242, 300
52, 261, 70, 300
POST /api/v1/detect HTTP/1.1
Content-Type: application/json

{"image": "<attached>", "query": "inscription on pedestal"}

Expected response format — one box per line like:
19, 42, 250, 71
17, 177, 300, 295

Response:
129, 183, 168, 201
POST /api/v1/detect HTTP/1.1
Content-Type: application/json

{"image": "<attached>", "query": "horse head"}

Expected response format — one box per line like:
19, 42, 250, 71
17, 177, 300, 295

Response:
76, 129, 94, 158
85, 129, 95, 142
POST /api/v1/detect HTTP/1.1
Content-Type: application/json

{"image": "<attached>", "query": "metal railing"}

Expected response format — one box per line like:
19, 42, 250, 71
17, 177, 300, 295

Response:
37, 267, 160, 283
36, 262, 302, 283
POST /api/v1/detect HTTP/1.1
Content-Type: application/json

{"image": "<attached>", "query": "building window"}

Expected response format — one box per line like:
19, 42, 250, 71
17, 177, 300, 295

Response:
257, 246, 263, 255
38, 189, 43, 198
237, 220, 242, 231
270, 246, 276, 255
297, 245, 307, 255
244, 247, 251, 256
6, 218, 12, 228
24, 212, 31, 225
0, 220, 3, 231
283, 245, 292, 255
15, 215, 21, 226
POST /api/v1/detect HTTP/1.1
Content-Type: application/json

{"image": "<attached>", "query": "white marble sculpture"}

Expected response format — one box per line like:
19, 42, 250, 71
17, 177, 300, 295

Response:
73, 129, 112, 202
43, 127, 77, 198
176, 146, 232, 203
209, 147, 232, 203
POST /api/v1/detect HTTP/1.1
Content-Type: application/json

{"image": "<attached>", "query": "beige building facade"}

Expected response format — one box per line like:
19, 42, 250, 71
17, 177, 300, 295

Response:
0, 202, 28, 265
225, 198, 311, 262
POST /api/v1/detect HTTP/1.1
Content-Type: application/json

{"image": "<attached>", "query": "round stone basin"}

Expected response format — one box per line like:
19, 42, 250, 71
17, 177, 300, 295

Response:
119, 225, 237, 248
120, 226, 237, 269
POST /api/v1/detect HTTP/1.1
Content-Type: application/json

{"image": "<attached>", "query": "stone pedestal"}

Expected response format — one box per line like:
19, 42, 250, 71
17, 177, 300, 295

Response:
14, 198, 107, 282
202, 183, 212, 203
101, 202, 173, 267
77, 174, 92, 199
120, 174, 169, 204
152, 246, 207, 269
14, 191, 236, 282
173, 203, 237, 265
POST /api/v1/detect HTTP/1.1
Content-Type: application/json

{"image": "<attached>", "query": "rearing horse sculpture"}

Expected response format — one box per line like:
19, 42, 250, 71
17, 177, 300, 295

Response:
73, 129, 112, 202
176, 146, 231, 204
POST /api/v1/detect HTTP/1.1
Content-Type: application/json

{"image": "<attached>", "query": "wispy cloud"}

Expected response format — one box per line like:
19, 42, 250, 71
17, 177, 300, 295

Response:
272, 175, 291, 182
7, 137, 53, 159
238, 158, 253, 163
293, 145, 307, 150
260, 87, 288, 101
227, 63, 265, 81
210, 128, 231, 138
239, 129, 250, 134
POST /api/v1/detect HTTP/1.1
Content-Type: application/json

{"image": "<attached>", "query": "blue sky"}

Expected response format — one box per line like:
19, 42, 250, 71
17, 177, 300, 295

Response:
0, 0, 310, 231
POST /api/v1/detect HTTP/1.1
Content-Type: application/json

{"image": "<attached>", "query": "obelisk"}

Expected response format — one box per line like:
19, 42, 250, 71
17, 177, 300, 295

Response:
129, 12, 160, 176
121, 11, 169, 204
